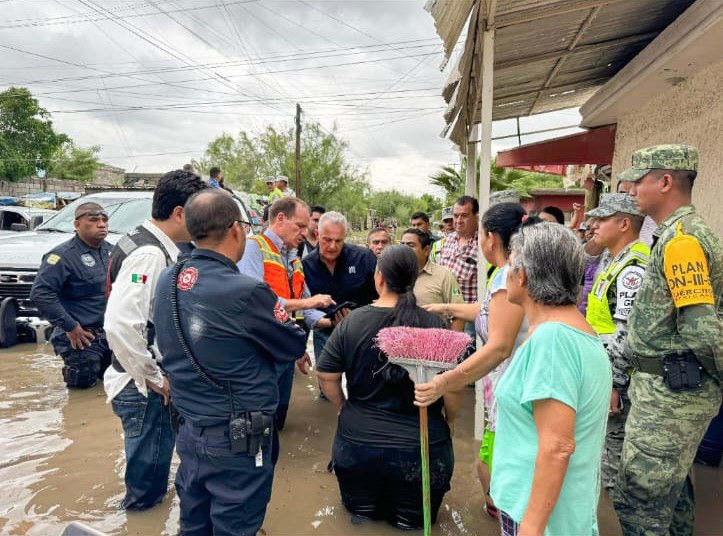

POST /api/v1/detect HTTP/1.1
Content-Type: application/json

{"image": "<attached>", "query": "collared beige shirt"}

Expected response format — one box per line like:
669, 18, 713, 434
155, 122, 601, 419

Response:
413, 259, 465, 308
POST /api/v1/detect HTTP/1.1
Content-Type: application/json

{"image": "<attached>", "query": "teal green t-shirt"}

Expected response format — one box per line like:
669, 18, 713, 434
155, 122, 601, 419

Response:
490, 322, 611, 535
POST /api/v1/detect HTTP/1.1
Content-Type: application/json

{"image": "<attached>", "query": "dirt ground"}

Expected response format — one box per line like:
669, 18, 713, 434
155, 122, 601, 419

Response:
0, 342, 721, 535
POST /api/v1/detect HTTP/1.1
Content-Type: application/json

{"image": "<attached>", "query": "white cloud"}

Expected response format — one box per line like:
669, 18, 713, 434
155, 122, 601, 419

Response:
0, 0, 582, 197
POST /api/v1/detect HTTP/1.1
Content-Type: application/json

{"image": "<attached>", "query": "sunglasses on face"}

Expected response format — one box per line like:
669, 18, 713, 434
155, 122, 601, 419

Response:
228, 219, 252, 233
75, 210, 109, 222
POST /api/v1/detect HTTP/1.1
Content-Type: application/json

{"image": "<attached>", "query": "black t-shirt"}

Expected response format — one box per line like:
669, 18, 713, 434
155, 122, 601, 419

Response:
317, 305, 450, 448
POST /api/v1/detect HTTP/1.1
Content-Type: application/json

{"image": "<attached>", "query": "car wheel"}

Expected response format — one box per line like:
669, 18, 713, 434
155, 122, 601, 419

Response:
0, 297, 19, 348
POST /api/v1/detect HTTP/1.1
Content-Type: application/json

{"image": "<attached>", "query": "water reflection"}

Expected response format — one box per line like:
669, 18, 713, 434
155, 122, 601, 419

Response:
3, 343, 719, 536
0, 345, 178, 536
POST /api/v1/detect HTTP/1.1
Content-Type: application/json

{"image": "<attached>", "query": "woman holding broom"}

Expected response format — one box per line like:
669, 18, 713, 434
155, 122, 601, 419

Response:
317, 245, 462, 530
420, 202, 539, 518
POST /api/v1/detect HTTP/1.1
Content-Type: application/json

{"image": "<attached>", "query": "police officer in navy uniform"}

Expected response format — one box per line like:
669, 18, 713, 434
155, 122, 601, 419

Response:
30, 202, 112, 388
154, 190, 307, 535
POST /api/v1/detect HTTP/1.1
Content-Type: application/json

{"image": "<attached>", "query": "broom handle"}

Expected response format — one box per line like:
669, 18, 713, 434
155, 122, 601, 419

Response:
420, 405, 431, 536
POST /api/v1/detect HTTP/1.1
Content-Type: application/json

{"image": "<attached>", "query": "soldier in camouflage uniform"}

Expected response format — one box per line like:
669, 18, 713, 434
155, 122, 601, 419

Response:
614, 144, 723, 536
585, 193, 649, 492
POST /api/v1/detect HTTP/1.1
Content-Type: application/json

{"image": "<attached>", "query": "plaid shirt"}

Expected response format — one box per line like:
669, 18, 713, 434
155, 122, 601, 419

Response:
439, 230, 479, 303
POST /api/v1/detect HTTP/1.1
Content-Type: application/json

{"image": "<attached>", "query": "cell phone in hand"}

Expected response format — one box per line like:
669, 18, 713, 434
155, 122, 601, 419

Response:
323, 301, 357, 319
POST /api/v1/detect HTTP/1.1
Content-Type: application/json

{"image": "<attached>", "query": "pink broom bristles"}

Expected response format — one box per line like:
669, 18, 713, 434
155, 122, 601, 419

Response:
375, 327, 470, 364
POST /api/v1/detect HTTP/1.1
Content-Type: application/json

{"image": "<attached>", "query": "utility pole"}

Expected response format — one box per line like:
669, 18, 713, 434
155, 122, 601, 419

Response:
295, 103, 302, 198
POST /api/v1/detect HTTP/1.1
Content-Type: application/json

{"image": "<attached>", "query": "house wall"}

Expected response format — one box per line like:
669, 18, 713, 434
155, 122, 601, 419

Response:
612, 59, 723, 236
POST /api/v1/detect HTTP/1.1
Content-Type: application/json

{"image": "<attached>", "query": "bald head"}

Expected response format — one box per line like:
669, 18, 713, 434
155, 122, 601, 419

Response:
185, 190, 240, 243
74, 202, 104, 218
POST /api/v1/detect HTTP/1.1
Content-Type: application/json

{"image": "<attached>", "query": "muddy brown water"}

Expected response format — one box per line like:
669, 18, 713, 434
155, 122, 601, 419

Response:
1, 342, 721, 535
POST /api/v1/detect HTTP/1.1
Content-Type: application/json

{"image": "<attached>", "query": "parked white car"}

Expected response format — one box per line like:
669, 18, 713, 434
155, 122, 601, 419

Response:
0, 206, 57, 234
0, 190, 253, 347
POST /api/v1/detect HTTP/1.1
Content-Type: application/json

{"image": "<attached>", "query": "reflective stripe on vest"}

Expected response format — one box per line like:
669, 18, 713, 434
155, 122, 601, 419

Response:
250, 234, 305, 300
586, 241, 650, 336
430, 236, 445, 263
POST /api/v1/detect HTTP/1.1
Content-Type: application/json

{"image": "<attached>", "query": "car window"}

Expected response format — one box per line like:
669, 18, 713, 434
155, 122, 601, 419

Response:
36, 192, 250, 236
37, 196, 152, 234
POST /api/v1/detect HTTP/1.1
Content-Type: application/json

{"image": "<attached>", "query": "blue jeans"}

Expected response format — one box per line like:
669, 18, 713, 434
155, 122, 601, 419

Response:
313, 329, 330, 362
275, 362, 294, 431
175, 421, 274, 536
111, 382, 176, 510
313, 330, 331, 400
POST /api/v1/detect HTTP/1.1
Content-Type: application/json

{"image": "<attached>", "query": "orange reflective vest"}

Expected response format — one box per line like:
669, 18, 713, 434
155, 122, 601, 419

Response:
250, 234, 305, 300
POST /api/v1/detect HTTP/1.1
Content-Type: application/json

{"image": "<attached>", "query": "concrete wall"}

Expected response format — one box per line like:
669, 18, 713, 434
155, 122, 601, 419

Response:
94, 164, 125, 185
0, 178, 87, 197
0, 165, 124, 198
612, 59, 723, 236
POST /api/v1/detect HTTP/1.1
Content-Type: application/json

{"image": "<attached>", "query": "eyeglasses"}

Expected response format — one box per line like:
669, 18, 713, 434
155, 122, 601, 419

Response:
75, 210, 109, 222
229, 219, 252, 233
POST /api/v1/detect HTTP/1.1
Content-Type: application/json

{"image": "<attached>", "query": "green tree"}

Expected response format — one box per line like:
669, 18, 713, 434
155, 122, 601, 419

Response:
420, 193, 443, 215
49, 141, 101, 182
367, 190, 427, 226
428, 164, 464, 202
195, 121, 371, 214
428, 158, 564, 204
192, 131, 262, 192
0, 87, 68, 181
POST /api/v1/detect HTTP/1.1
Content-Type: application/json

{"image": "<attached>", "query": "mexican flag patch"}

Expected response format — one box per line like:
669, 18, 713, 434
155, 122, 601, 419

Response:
131, 273, 148, 284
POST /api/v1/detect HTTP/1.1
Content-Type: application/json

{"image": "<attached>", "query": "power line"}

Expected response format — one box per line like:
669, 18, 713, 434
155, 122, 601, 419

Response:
0, 0, 257, 30
8, 42, 440, 87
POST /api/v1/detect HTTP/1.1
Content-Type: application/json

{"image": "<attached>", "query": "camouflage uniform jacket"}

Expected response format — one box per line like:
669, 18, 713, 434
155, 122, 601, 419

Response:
602, 240, 649, 389
628, 205, 723, 381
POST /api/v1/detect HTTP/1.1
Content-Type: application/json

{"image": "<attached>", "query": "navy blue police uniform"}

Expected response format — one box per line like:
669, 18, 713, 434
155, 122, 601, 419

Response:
154, 248, 307, 536
302, 243, 378, 359
30, 234, 112, 388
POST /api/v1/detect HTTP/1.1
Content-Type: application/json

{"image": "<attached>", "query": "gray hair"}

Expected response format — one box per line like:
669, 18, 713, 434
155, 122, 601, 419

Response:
318, 211, 348, 235
509, 222, 583, 306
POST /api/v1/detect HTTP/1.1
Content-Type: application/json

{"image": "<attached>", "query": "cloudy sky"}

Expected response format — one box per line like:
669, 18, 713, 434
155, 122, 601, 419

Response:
1, 0, 582, 196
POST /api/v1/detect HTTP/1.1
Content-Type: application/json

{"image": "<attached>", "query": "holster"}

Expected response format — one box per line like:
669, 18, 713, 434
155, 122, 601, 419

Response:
662, 350, 703, 392
229, 411, 273, 455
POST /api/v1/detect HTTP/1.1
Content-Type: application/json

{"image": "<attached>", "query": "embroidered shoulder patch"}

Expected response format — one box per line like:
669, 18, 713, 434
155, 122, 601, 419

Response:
131, 273, 148, 284
177, 267, 198, 291
664, 230, 714, 307
46, 254, 61, 265
273, 301, 290, 323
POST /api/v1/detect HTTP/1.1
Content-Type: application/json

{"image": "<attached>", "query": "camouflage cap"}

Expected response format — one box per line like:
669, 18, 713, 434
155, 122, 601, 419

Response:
586, 193, 642, 218
441, 206, 453, 220
619, 144, 698, 182
489, 189, 520, 206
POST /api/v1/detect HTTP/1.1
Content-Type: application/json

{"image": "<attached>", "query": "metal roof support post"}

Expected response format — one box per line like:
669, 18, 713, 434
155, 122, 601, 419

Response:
465, 138, 477, 196
474, 1, 496, 442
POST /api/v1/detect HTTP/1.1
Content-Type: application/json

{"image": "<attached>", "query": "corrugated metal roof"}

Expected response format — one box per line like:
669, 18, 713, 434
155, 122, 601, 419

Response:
428, 0, 696, 148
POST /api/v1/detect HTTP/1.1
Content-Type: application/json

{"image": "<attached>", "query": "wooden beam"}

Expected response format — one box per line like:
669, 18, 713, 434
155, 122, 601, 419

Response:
495, 0, 623, 28
495, 31, 658, 70
529, 5, 601, 113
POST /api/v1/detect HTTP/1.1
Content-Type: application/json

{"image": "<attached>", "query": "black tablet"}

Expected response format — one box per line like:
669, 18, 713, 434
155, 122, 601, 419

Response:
323, 301, 357, 319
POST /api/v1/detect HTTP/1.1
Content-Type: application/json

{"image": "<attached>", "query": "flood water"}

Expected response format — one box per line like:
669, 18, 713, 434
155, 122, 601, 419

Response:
1, 342, 721, 535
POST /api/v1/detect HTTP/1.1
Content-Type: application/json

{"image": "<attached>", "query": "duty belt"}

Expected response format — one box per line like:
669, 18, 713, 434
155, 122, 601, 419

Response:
111, 353, 126, 373
111, 352, 157, 373
634, 353, 720, 384
632, 355, 664, 376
